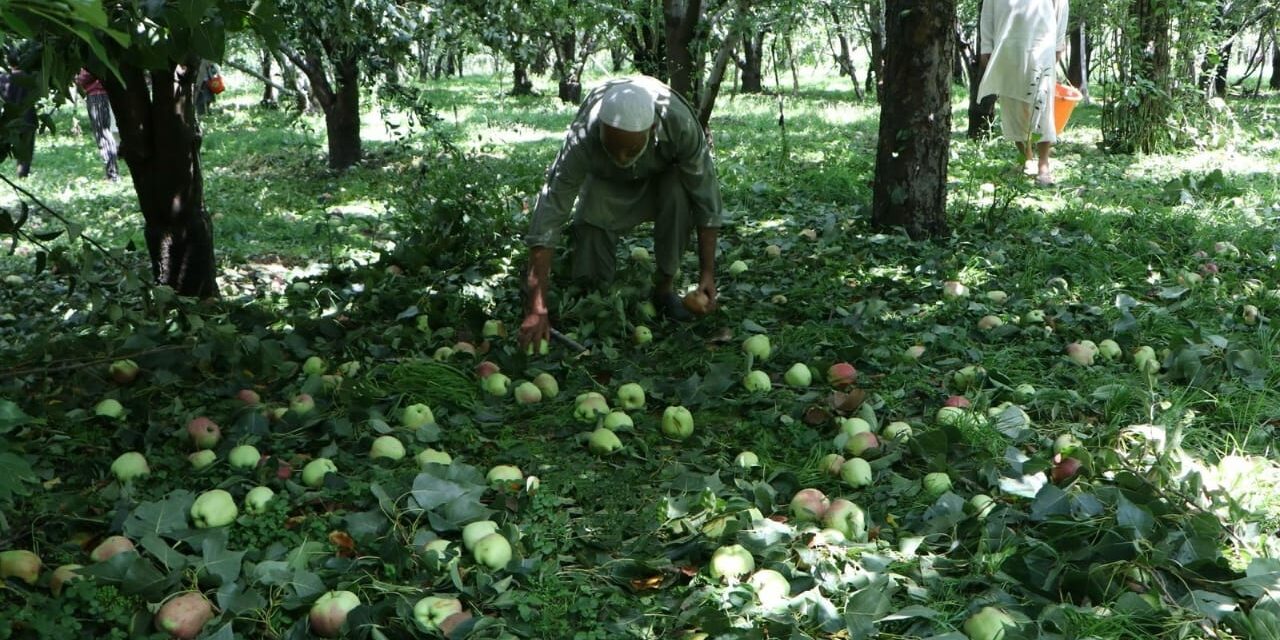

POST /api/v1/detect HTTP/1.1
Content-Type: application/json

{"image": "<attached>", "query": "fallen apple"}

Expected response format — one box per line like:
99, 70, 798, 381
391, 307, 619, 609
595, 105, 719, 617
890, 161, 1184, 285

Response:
309, 590, 361, 638
742, 334, 771, 360
661, 406, 694, 440
416, 448, 453, 467
839, 457, 873, 488
109, 359, 140, 384
616, 382, 646, 410
682, 290, 712, 315
90, 535, 135, 562
843, 431, 880, 458
823, 499, 866, 541
747, 568, 790, 607
1065, 342, 1094, 366
370, 435, 406, 461
433, 347, 454, 361
837, 417, 872, 437
453, 341, 477, 356
156, 591, 214, 640
743, 370, 772, 393
244, 486, 276, 514
302, 356, 326, 376
473, 532, 513, 570
191, 489, 238, 528
634, 325, 654, 344
977, 315, 1003, 330
482, 372, 511, 397
826, 362, 857, 387
953, 365, 984, 388
486, 464, 523, 487
49, 564, 82, 596
188, 450, 216, 469
413, 596, 463, 632
474, 360, 501, 379
734, 451, 760, 468
482, 319, 506, 339
508, 381, 542, 405
1011, 383, 1036, 402
416, 315, 431, 332
764, 244, 782, 258
0, 550, 40, 584
603, 411, 634, 431
402, 403, 435, 428
1244, 304, 1260, 325
1023, 309, 1045, 324
985, 290, 1008, 304
922, 472, 952, 498
942, 280, 969, 298
110, 451, 150, 483
95, 398, 125, 419
819, 453, 846, 476
784, 363, 812, 387
290, 393, 316, 415
228, 444, 262, 469
302, 458, 338, 487
630, 246, 650, 262
531, 372, 560, 399
944, 395, 971, 408
882, 421, 913, 442
574, 392, 610, 423
963, 606, 1017, 640
237, 388, 261, 405
462, 520, 500, 550
587, 428, 623, 455
728, 259, 749, 276
708, 544, 755, 582
968, 494, 996, 519
186, 417, 222, 449
935, 406, 966, 427
789, 488, 829, 522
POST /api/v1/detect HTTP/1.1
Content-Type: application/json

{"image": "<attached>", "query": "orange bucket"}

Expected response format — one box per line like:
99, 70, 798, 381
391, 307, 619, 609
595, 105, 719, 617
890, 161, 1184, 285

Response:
1054, 83, 1082, 134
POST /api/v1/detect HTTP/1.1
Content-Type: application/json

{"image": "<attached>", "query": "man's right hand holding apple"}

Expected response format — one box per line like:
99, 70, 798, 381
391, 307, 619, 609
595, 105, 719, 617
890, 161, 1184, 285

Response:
519, 246, 553, 353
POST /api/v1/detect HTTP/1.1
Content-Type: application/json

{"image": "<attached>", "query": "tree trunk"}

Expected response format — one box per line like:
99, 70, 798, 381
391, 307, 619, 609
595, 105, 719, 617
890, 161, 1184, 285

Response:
259, 49, 275, 107
1202, 0, 1232, 98
664, 0, 705, 102
967, 0, 995, 138
99, 62, 216, 297
625, 6, 667, 80
553, 32, 583, 104
511, 57, 534, 96
866, 0, 886, 102
286, 47, 362, 170
828, 4, 857, 81
699, 0, 750, 128
1067, 17, 1090, 103
738, 31, 765, 93
1270, 43, 1280, 89
1103, 0, 1172, 153
610, 44, 627, 73
872, 0, 954, 239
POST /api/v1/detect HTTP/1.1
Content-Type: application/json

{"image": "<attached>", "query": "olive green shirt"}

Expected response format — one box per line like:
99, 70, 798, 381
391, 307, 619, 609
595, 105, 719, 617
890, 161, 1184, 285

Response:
525, 76, 724, 248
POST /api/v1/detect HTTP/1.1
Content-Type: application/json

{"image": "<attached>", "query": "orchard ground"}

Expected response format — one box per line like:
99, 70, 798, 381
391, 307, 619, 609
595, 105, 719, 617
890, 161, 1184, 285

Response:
3, 68, 1280, 638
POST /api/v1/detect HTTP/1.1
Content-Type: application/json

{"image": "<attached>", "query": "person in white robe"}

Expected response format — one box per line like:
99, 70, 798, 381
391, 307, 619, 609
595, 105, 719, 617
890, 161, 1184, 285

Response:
978, 0, 1069, 186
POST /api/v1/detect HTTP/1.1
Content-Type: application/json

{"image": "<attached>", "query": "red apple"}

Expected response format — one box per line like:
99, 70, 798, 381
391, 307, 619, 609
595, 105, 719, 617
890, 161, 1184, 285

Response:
944, 395, 971, 408
186, 417, 221, 450
826, 362, 857, 387
1051, 456, 1083, 484
236, 388, 261, 405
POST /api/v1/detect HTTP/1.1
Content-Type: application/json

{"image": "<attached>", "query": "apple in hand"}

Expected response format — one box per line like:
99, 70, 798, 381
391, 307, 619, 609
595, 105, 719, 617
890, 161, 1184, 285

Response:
111, 451, 150, 483
109, 359, 140, 384
155, 592, 214, 640
402, 403, 435, 428
302, 458, 338, 487
309, 590, 361, 638
369, 435, 406, 460
661, 406, 694, 440
616, 383, 646, 410
191, 489, 238, 528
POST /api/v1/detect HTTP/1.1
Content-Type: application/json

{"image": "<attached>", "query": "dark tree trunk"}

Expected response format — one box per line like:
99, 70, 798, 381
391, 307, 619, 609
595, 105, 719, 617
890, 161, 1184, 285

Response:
624, 6, 667, 80
1201, 0, 1232, 97
553, 32, 583, 104
610, 44, 627, 73
286, 47, 362, 170
866, 0, 886, 102
664, 0, 705, 102
99, 61, 216, 297
738, 31, 765, 93
1067, 19, 1086, 87
259, 49, 275, 107
872, 0, 954, 239
828, 4, 857, 81
511, 57, 534, 96
699, 0, 749, 128
967, 0, 995, 138
1271, 43, 1280, 89
953, 27, 968, 84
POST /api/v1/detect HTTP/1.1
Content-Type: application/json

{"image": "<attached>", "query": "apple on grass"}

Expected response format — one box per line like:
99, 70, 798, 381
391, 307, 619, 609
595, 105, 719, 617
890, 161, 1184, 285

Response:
743, 370, 772, 393
302, 458, 338, 487
191, 489, 238, 528
289, 393, 316, 415
416, 448, 453, 467
823, 499, 866, 541
108, 359, 140, 384
474, 360, 501, 379
985, 290, 1008, 304
482, 373, 511, 397
482, 319, 506, 339
616, 382, 646, 410
840, 458, 873, 488
728, 259, 749, 275
188, 450, 216, 469
309, 590, 361, 638
90, 536, 135, 562
784, 363, 812, 387
575, 393, 610, 423
402, 403, 435, 428
462, 521, 500, 550
843, 432, 880, 458
50, 564, 82, 596
1066, 342, 1094, 366
708, 544, 755, 582
414, 596, 464, 632
903, 345, 926, 361
486, 465, 523, 487
789, 488, 829, 522
0, 549, 41, 585
977, 315, 1003, 330
369, 435, 406, 460
513, 381, 543, 404
244, 486, 276, 514
661, 406, 694, 440
922, 472, 952, 498
94, 398, 124, 419
473, 532, 513, 570
228, 445, 261, 469
156, 592, 214, 640
531, 373, 559, 399
734, 451, 760, 468
603, 411, 634, 431
968, 494, 996, 519
764, 244, 782, 258
819, 453, 846, 476
963, 607, 1017, 640
236, 388, 261, 405
433, 346, 454, 361
942, 280, 969, 298
587, 428, 623, 455
827, 362, 857, 387
634, 325, 653, 345
302, 356, 325, 376
837, 417, 872, 437
742, 334, 771, 361
748, 569, 790, 607
882, 421, 913, 442
682, 290, 712, 315
111, 451, 150, 482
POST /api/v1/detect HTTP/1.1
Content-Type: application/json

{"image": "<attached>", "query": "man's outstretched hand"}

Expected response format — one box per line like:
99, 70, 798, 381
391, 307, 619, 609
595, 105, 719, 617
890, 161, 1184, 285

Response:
518, 311, 551, 355
696, 273, 718, 315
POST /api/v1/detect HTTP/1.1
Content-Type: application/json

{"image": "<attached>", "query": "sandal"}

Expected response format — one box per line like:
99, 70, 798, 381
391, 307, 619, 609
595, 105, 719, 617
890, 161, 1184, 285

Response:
1035, 174, 1057, 188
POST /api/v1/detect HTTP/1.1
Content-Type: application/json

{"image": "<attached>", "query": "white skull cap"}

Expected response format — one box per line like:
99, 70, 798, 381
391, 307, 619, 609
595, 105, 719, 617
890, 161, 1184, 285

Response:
595, 80, 656, 132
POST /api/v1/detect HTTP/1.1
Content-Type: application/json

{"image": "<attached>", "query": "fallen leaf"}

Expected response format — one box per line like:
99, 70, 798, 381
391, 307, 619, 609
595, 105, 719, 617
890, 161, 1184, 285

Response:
328, 530, 357, 558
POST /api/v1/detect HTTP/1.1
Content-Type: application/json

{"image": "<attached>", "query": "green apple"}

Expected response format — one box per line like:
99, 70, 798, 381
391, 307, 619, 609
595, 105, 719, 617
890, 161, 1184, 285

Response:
369, 435, 406, 460
1244, 304, 1260, 325
936, 406, 965, 427
784, 363, 812, 387
228, 444, 261, 469
482, 319, 505, 339
1066, 342, 1094, 366
574, 392, 610, 423
616, 383, 646, 410
513, 381, 543, 404
416, 315, 431, 333
244, 486, 276, 514
977, 315, 1003, 330
186, 417, 221, 449
823, 499, 866, 541
473, 532, 513, 570
1024, 309, 1045, 324
743, 370, 772, 392
819, 453, 846, 476
302, 458, 338, 487
882, 421, 913, 442
728, 259, 749, 275
734, 451, 760, 468
94, 398, 124, 419
922, 472, 952, 498
748, 569, 790, 607
0, 550, 41, 584
764, 244, 782, 258
1011, 383, 1036, 402
603, 411, 634, 431
661, 406, 694, 440
90, 535, 135, 562
843, 432, 880, 457
413, 596, 463, 632
1097, 339, 1122, 360
49, 564, 82, 596
634, 325, 653, 345
942, 280, 969, 298
191, 489, 238, 528
422, 539, 451, 557
742, 334, 771, 360
108, 359, 140, 384
789, 488, 829, 522
402, 403, 435, 428
290, 393, 316, 415
638, 301, 658, 321
156, 592, 214, 640
302, 356, 325, 376
963, 606, 1017, 640
587, 428, 623, 455
462, 520, 500, 550
482, 373, 511, 396
709, 544, 755, 582
110, 451, 150, 483
531, 373, 560, 399
188, 450, 216, 469
487, 464, 523, 487
837, 417, 872, 437
309, 590, 361, 638
903, 345, 926, 360
953, 365, 984, 387
630, 246, 650, 262
432, 346, 454, 361
985, 290, 1008, 304
839, 457, 873, 488
968, 494, 996, 519
416, 448, 453, 467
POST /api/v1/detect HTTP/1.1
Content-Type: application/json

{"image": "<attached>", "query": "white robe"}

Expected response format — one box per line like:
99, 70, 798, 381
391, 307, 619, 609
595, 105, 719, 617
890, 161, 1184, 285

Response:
978, 0, 1069, 141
